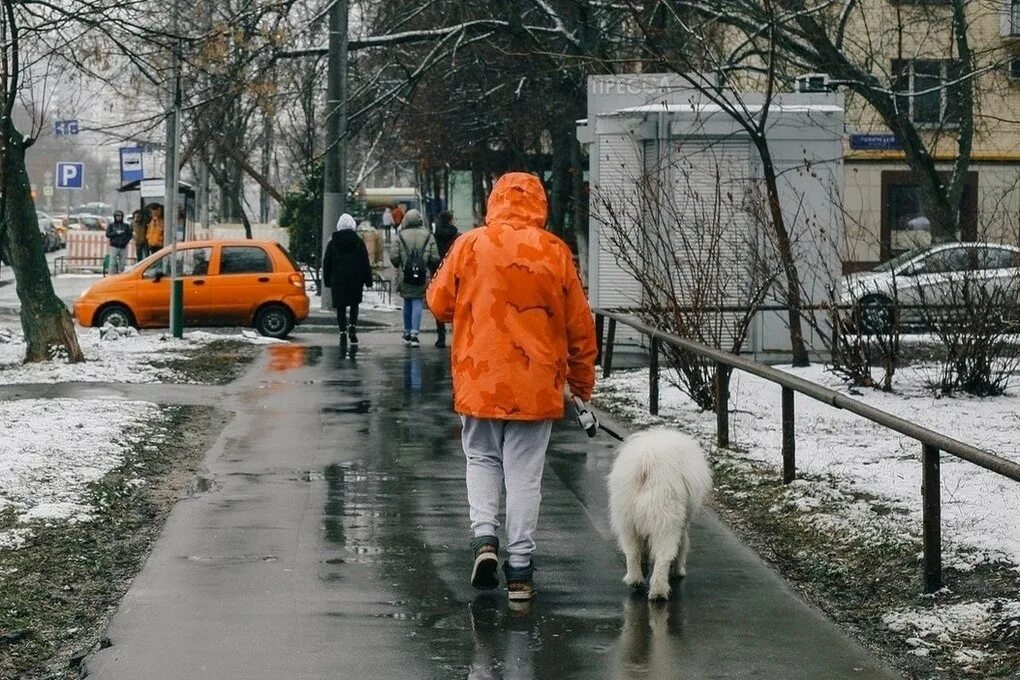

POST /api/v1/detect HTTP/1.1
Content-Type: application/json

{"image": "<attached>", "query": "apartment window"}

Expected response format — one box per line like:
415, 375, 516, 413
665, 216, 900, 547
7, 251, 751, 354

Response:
1011, 0, 1020, 36
880, 171, 978, 259
892, 59, 963, 126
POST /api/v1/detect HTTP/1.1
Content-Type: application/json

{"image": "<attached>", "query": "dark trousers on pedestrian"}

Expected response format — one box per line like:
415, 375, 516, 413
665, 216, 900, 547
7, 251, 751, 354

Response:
436, 322, 447, 347
336, 304, 359, 332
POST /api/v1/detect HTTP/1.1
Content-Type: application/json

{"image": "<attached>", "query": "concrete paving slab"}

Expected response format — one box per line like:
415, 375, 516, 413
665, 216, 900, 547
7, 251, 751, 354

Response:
84, 332, 901, 679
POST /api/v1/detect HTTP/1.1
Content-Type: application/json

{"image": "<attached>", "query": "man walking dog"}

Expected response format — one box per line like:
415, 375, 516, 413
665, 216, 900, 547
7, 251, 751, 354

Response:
426, 172, 597, 601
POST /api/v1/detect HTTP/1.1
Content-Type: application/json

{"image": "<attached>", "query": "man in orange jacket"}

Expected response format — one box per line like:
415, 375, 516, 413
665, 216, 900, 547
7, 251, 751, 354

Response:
426, 172, 597, 602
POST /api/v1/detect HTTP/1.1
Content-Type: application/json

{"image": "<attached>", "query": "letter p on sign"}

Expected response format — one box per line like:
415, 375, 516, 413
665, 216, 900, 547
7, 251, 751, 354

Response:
56, 162, 84, 189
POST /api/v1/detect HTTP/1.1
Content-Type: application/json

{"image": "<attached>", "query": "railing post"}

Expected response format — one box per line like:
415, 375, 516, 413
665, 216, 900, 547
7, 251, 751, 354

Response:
922, 443, 942, 593
649, 337, 659, 416
603, 318, 617, 378
715, 362, 730, 448
595, 313, 605, 367
782, 387, 796, 483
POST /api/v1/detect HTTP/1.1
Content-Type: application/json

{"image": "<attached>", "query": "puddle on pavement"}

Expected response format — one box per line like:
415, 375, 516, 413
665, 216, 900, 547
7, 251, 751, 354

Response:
320, 400, 372, 415
267, 344, 322, 371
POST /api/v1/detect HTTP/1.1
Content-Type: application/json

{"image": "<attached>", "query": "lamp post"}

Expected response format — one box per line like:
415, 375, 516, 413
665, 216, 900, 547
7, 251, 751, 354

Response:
320, 0, 348, 310
165, 0, 184, 337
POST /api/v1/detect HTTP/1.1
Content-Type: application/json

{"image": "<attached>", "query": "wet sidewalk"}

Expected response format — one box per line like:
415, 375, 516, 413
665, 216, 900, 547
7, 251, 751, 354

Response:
84, 333, 900, 679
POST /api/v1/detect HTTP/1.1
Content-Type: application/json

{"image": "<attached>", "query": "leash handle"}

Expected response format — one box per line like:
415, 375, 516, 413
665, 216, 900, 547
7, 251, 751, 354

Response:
571, 396, 600, 438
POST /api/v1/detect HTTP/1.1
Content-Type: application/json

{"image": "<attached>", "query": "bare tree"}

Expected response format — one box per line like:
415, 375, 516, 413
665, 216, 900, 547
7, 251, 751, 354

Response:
592, 149, 779, 410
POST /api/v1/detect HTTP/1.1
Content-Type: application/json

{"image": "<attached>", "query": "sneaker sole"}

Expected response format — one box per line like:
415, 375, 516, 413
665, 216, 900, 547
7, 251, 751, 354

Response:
507, 587, 535, 601
471, 553, 499, 589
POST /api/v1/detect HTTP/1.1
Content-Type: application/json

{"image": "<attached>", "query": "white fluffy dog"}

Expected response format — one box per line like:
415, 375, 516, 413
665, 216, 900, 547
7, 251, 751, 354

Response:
608, 427, 712, 600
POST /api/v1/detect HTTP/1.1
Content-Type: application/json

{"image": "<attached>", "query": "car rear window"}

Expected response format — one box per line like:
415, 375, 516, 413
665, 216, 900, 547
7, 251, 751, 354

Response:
273, 243, 300, 272
220, 246, 273, 274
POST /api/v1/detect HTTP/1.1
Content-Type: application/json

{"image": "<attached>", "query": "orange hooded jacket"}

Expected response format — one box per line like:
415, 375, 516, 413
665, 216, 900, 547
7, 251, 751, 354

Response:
426, 173, 597, 421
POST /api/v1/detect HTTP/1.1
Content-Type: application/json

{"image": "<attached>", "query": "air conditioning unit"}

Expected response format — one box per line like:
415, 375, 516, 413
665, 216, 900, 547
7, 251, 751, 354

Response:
796, 73, 832, 93
1010, 58, 1020, 82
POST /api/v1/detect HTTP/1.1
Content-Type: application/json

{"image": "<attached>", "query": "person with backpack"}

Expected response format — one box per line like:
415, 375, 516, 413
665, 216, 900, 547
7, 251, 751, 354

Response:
432, 210, 459, 348
322, 213, 374, 348
426, 172, 597, 602
390, 208, 439, 348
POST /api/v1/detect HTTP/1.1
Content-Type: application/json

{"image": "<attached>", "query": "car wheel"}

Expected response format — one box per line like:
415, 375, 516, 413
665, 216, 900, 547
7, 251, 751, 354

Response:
855, 295, 894, 334
255, 304, 293, 339
96, 304, 135, 329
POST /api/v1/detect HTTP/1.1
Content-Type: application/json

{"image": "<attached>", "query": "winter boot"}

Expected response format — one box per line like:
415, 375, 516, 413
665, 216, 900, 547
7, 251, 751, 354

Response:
348, 325, 358, 345
470, 536, 500, 590
503, 561, 535, 601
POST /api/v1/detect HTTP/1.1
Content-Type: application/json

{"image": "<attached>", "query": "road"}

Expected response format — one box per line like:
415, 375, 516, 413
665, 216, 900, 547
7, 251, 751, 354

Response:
83, 331, 900, 679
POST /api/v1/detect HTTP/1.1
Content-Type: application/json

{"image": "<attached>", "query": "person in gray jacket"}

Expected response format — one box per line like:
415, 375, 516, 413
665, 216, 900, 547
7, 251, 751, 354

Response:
390, 208, 440, 347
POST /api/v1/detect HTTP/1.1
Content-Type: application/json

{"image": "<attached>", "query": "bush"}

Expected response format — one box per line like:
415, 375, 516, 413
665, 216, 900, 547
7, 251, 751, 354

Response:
279, 161, 323, 286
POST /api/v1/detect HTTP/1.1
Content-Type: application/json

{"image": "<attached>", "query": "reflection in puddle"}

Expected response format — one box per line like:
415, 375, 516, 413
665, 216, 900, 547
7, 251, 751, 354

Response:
615, 593, 686, 678
267, 344, 322, 371
469, 597, 536, 680
404, 353, 423, 392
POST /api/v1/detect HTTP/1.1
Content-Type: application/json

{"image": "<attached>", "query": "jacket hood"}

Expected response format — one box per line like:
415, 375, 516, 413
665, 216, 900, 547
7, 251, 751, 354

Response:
486, 172, 548, 231
335, 213, 357, 231
400, 209, 424, 230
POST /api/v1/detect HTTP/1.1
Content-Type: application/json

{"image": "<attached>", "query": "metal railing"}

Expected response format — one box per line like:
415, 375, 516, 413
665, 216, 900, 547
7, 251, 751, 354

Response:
594, 309, 1020, 593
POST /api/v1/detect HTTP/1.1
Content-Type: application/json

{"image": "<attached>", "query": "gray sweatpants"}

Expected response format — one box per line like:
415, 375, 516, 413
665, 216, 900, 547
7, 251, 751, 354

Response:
461, 416, 553, 568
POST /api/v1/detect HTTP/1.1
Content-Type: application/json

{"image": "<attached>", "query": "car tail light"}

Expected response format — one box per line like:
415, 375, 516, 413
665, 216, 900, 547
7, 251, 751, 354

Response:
288, 273, 304, 289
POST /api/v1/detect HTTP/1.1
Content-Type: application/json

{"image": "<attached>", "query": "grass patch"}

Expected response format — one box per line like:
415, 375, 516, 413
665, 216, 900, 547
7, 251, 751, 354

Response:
150, 339, 261, 384
0, 405, 229, 679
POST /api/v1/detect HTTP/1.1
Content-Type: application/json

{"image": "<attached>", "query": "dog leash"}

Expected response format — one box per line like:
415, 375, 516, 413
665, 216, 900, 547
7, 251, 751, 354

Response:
571, 397, 625, 442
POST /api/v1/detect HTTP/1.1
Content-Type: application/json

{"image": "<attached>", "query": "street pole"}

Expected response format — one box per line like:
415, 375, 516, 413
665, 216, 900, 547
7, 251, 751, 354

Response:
320, 0, 348, 310
165, 0, 184, 337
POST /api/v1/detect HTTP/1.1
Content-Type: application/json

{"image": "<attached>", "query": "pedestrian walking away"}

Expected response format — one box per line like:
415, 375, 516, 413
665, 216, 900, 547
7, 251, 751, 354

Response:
382, 206, 395, 244
323, 213, 374, 348
391, 208, 439, 348
131, 209, 149, 261
432, 210, 459, 348
105, 210, 133, 275
426, 172, 598, 601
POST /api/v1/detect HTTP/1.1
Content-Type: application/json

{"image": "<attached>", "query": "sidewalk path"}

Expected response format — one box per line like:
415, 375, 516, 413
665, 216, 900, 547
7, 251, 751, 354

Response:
84, 333, 900, 679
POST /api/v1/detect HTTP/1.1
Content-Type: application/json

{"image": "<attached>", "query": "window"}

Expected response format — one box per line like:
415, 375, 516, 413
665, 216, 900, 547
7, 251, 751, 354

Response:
977, 247, 1020, 270
143, 247, 213, 279
892, 59, 963, 126
918, 247, 972, 274
880, 171, 978, 259
220, 246, 272, 274
1008, 0, 1020, 37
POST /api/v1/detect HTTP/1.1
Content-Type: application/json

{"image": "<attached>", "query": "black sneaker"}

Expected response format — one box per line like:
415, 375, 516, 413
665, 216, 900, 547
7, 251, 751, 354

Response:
339, 331, 347, 348
409, 334, 421, 348
503, 561, 535, 601
348, 325, 358, 345
470, 536, 500, 590
402, 333, 412, 345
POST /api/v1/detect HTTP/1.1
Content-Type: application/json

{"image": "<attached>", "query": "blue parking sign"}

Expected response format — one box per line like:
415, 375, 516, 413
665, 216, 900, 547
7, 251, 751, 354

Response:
56, 162, 84, 189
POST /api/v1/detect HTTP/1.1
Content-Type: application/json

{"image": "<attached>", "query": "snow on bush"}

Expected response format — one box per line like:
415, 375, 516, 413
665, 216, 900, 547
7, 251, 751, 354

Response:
0, 398, 160, 548
0, 326, 283, 384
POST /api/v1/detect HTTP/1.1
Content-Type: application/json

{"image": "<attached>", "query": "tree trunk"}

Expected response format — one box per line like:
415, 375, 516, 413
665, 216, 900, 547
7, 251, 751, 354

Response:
0, 126, 84, 363
758, 139, 810, 367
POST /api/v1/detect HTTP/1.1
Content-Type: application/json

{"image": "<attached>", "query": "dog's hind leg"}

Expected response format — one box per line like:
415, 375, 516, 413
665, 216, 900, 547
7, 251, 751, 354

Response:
619, 529, 645, 588
672, 522, 691, 580
647, 534, 680, 601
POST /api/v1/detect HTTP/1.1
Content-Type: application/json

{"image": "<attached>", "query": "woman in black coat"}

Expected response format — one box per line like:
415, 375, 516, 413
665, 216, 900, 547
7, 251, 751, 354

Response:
322, 213, 373, 345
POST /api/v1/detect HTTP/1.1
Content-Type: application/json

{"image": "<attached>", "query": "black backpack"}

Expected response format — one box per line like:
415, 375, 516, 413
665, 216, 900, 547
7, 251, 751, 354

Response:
400, 233, 431, 286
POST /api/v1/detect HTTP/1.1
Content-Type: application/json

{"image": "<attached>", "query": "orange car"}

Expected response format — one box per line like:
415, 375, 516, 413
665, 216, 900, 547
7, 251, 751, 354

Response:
74, 239, 310, 338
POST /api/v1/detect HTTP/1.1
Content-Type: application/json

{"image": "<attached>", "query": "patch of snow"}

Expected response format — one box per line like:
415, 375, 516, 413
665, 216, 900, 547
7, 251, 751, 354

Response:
596, 364, 1020, 571
0, 528, 32, 550
0, 398, 159, 529
0, 325, 283, 384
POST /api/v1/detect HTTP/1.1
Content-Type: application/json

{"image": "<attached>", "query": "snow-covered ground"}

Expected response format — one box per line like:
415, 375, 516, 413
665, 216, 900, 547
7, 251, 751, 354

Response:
0, 398, 159, 548
0, 325, 283, 384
